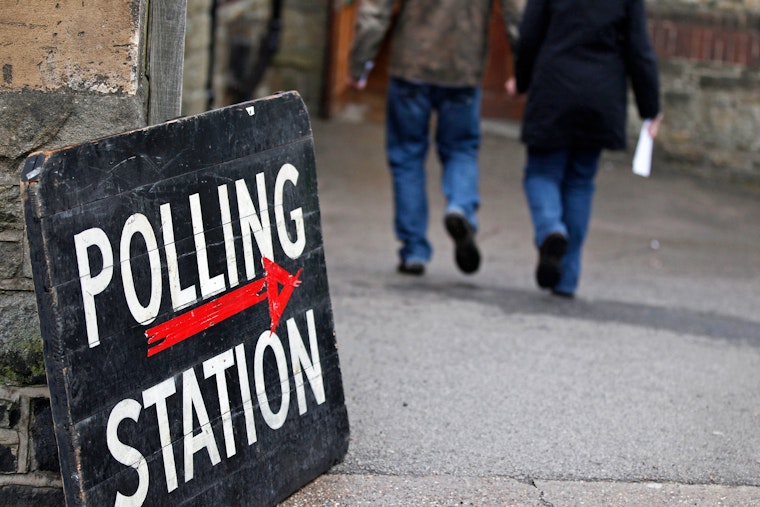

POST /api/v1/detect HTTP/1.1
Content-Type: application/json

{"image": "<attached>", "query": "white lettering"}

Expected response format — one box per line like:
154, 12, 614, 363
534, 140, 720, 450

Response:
218, 184, 240, 288
142, 378, 179, 492
160, 203, 198, 311
254, 331, 291, 430
182, 368, 221, 482
74, 228, 113, 348
120, 214, 162, 325
75, 164, 310, 342
287, 310, 325, 415
236, 173, 273, 280
234, 343, 257, 445
107, 399, 149, 507
106, 309, 326, 501
189, 193, 226, 299
203, 350, 237, 458
274, 164, 306, 259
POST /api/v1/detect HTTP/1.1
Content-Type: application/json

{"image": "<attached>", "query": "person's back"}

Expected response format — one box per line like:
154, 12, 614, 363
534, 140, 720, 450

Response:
389, 0, 507, 86
350, 0, 520, 87
515, 0, 659, 151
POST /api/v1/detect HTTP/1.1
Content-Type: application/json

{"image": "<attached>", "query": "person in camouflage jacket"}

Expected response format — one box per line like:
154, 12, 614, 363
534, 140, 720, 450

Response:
348, 0, 522, 276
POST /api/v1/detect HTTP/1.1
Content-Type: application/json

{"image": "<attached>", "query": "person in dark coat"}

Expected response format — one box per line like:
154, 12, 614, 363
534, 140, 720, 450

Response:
508, 0, 662, 297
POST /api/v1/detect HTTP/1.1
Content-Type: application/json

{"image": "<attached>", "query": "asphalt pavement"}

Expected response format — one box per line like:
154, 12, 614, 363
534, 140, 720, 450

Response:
280, 117, 760, 506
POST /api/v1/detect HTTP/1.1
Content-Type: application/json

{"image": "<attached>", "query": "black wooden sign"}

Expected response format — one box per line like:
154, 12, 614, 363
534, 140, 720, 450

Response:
22, 92, 349, 506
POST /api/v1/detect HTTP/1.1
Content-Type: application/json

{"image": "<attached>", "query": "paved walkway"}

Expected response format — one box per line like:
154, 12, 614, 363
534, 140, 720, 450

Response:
281, 118, 760, 506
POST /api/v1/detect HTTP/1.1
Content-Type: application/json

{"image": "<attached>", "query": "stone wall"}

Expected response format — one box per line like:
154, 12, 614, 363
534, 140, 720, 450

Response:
0, 385, 62, 505
0, 1, 151, 502
0, 4, 149, 373
262, 0, 330, 116
183, 0, 214, 114
182, 0, 329, 116
211, 0, 270, 109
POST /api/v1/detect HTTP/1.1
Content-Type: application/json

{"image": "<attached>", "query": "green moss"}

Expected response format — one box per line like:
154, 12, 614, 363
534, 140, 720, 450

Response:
0, 337, 46, 386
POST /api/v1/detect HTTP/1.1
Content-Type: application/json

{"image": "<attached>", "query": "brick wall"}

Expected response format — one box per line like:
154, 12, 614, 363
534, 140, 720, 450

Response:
650, 13, 760, 66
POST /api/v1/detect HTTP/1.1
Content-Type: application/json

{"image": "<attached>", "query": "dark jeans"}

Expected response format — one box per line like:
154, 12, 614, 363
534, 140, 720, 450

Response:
386, 78, 481, 263
523, 147, 601, 294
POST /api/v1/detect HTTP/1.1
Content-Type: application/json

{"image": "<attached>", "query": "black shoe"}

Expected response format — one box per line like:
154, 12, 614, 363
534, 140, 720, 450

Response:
398, 261, 425, 276
551, 289, 575, 299
536, 232, 568, 289
444, 212, 481, 274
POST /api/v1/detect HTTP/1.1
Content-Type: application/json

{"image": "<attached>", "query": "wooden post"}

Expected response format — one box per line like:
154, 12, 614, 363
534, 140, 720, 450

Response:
148, 0, 188, 123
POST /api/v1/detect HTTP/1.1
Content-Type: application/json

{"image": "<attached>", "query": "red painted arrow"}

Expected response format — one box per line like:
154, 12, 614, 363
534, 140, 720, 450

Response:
145, 258, 302, 357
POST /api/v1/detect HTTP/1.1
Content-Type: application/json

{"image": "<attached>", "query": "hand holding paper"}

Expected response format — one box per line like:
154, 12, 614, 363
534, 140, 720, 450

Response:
633, 120, 653, 177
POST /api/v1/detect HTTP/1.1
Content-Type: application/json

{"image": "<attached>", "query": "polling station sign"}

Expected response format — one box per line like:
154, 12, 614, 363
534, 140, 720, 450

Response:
22, 91, 349, 506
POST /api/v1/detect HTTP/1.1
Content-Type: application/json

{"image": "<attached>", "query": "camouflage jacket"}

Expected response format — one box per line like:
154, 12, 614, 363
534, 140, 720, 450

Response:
349, 0, 522, 87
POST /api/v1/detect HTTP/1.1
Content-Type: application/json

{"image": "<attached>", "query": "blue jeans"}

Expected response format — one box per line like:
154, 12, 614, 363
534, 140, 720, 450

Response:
523, 147, 601, 294
386, 78, 481, 263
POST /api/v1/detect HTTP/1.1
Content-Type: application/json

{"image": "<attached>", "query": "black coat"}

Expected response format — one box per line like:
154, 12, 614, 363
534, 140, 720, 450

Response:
514, 0, 660, 151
